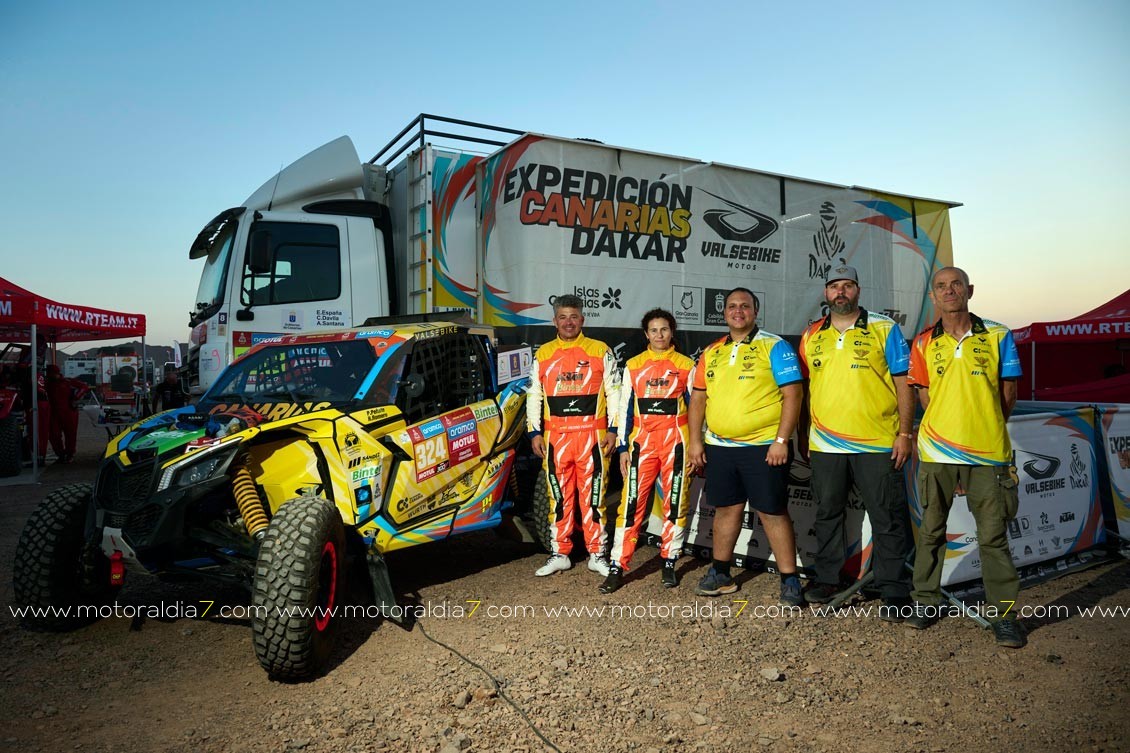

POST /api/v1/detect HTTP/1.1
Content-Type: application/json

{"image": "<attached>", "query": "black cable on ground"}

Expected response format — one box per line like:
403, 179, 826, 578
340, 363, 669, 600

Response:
415, 619, 562, 753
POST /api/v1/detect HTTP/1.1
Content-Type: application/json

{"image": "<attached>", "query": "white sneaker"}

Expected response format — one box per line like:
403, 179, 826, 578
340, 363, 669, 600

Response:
587, 553, 611, 577
535, 554, 572, 577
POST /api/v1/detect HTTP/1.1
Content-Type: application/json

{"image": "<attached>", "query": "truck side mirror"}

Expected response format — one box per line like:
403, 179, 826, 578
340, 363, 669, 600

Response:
248, 230, 272, 274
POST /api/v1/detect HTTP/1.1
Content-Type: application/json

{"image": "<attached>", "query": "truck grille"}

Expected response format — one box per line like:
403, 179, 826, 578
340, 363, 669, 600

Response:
96, 460, 156, 513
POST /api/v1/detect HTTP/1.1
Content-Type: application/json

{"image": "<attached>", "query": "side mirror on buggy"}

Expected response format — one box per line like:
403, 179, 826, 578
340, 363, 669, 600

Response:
399, 373, 425, 399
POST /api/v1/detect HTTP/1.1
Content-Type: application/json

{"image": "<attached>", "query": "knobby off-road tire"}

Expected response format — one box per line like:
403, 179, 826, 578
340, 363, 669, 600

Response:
13, 483, 112, 630
0, 414, 20, 477
530, 473, 555, 553
251, 495, 346, 681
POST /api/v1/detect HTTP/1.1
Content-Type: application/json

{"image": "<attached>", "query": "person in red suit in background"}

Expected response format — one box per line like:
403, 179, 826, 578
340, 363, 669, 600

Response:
45, 364, 89, 463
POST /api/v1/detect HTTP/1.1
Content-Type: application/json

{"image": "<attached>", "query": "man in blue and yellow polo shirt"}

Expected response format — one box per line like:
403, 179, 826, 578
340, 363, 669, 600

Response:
687, 287, 805, 605
906, 266, 1025, 648
799, 265, 915, 617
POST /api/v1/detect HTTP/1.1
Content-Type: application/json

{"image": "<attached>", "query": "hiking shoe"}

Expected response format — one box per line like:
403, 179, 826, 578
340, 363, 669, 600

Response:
661, 559, 679, 588
780, 575, 804, 607
879, 597, 912, 623
599, 566, 623, 594
695, 567, 737, 597
534, 554, 572, 577
804, 582, 840, 604
906, 602, 939, 630
992, 619, 1027, 649
587, 553, 611, 577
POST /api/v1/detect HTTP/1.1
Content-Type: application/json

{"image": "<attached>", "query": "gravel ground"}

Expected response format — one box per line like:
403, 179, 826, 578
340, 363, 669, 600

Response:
1, 420, 1128, 753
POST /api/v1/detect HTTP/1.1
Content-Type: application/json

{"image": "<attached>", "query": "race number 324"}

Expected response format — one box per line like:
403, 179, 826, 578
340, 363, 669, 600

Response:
414, 435, 449, 478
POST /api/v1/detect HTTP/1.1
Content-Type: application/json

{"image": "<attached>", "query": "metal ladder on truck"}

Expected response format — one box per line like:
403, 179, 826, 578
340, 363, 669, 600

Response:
369, 114, 524, 316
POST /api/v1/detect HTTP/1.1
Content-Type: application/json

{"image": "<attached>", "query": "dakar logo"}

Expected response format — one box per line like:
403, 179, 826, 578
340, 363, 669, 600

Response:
809, 201, 846, 281
1068, 443, 1089, 489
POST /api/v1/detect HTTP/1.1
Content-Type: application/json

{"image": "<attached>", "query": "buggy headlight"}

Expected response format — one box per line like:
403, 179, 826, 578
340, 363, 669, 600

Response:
157, 441, 240, 491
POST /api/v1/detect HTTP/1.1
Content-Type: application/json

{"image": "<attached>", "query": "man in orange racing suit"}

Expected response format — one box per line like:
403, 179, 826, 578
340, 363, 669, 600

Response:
527, 294, 620, 578
600, 308, 694, 593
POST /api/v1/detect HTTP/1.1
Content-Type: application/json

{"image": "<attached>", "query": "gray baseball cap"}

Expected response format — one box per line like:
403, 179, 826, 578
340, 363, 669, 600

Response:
826, 265, 859, 285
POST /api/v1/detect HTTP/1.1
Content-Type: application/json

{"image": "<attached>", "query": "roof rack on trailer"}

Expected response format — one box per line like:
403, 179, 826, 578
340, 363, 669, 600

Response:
369, 114, 525, 168
360, 311, 474, 327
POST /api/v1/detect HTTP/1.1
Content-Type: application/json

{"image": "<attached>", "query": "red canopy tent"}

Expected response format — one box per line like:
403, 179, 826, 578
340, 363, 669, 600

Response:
1014, 288, 1130, 402
0, 276, 146, 343
0, 276, 146, 480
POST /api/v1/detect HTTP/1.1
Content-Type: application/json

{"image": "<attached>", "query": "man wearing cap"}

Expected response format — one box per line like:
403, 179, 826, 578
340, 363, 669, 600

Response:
906, 266, 1026, 648
798, 265, 914, 617
687, 287, 805, 605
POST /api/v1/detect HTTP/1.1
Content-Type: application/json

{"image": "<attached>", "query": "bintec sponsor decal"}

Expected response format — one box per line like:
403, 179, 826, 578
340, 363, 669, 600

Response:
502, 163, 692, 263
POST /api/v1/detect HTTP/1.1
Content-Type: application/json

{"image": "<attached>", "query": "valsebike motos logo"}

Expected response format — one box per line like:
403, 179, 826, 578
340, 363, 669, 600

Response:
698, 190, 782, 272
1017, 450, 1060, 480
503, 163, 690, 263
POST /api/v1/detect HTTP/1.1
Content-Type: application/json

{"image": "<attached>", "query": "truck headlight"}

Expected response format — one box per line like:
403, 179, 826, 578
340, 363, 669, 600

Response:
157, 441, 240, 491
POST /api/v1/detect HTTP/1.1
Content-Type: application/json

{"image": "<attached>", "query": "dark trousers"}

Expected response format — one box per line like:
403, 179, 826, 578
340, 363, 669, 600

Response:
911, 463, 1019, 621
810, 451, 912, 597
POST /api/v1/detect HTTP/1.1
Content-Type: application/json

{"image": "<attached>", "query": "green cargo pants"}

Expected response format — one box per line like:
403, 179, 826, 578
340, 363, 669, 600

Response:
911, 463, 1020, 622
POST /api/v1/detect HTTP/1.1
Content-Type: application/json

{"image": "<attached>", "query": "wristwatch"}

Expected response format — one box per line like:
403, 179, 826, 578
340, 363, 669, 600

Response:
774, 436, 788, 445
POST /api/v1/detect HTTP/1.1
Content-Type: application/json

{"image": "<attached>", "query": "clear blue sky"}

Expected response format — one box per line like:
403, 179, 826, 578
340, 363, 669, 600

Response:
2, 0, 1127, 348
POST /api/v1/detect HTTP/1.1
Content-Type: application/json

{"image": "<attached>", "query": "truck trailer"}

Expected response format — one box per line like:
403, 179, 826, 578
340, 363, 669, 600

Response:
186, 114, 957, 393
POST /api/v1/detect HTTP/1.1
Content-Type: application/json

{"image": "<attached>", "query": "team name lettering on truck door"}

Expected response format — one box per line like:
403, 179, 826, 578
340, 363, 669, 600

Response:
503, 164, 691, 263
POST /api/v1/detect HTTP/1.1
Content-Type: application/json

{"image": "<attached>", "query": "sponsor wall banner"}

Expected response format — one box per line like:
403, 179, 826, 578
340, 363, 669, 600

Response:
655, 408, 1106, 588
906, 408, 1105, 587
478, 135, 953, 339
1097, 405, 1130, 539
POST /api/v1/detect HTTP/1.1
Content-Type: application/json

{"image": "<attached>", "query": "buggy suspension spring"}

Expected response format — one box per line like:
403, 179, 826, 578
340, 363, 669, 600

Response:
232, 463, 270, 539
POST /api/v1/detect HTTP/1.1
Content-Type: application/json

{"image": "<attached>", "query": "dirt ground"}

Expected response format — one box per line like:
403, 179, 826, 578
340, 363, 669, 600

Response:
1, 420, 1128, 753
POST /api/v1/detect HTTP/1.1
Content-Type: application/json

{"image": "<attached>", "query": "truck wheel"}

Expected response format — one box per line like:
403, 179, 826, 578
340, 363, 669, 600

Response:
13, 483, 112, 630
251, 496, 346, 681
530, 473, 555, 553
0, 414, 20, 477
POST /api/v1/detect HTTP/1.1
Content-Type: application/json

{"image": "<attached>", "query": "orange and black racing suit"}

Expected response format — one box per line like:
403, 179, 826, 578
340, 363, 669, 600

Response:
526, 334, 619, 557
610, 348, 694, 570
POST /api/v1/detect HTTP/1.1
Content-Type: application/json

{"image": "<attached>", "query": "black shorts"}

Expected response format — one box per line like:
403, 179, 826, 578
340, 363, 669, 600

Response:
704, 443, 789, 515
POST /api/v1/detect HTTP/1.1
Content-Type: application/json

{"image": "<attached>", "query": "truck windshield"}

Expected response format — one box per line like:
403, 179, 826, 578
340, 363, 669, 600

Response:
192, 218, 238, 326
203, 340, 377, 405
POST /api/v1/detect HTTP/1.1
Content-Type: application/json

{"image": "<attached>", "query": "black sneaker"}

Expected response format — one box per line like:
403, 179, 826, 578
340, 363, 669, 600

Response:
992, 619, 1027, 649
804, 583, 840, 604
599, 566, 624, 594
695, 567, 738, 597
661, 559, 678, 588
906, 602, 939, 630
780, 575, 805, 607
879, 597, 912, 623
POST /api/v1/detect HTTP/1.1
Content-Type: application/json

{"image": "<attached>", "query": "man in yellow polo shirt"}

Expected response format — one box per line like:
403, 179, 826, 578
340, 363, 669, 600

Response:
688, 287, 804, 605
799, 265, 915, 618
906, 266, 1025, 648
